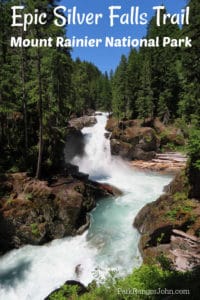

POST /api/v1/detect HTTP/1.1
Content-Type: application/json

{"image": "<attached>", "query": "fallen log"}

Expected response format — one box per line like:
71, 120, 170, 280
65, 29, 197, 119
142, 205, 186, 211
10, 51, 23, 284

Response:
172, 229, 200, 243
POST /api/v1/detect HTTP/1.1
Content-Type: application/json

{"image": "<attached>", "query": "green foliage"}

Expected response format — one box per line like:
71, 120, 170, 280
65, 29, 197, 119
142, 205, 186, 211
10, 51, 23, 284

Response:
165, 208, 179, 221
5, 197, 14, 206
25, 193, 33, 201
112, 55, 128, 120
49, 284, 78, 300
111, 6, 182, 122
156, 233, 165, 245
165, 199, 195, 222
51, 264, 200, 300
161, 142, 179, 152
30, 223, 40, 237
110, 0, 200, 128
187, 128, 200, 170
173, 191, 188, 202
187, 126, 200, 199
180, 0, 200, 123
156, 254, 173, 271
72, 60, 106, 114
136, 54, 154, 120
8, 166, 20, 173
96, 72, 112, 112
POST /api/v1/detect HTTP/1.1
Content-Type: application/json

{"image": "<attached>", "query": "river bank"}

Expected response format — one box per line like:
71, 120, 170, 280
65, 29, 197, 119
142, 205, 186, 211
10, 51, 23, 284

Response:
0, 169, 121, 255
105, 117, 187, 162
134, 171, 200, 271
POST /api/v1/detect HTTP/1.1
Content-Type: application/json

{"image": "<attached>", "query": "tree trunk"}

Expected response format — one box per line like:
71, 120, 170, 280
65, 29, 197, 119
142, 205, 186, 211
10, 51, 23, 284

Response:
20, 28, 28, 153
36, 48, 43, 179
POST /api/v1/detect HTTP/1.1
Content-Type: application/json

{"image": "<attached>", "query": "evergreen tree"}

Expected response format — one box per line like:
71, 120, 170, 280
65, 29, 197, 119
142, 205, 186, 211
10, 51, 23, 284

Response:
179, 0, 200, 123
126, 49, 141, 119
112, 55, 128, 120
72, 60, 104, 114
96, 72, 112, 111
0, 0, 23, 167
147, 8, 181, 119
0, 0, 75, 175
136, 54, 154, 120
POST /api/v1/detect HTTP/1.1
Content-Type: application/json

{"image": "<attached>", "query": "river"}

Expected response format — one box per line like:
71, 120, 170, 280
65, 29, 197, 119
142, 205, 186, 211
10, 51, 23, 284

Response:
0, 113, 173, 300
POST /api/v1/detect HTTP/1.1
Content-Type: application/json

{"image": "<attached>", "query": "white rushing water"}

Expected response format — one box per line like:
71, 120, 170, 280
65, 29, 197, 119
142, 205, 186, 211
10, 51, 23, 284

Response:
0, 113, 173, 300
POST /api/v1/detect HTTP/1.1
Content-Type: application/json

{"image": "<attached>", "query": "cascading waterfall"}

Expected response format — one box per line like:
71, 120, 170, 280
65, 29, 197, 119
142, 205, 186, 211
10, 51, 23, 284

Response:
0, 113, 173, 300
73, 113, 112, 180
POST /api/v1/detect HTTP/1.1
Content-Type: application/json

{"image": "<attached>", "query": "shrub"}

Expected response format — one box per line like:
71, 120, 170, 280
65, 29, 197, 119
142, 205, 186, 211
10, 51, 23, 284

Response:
187, 128, 200, 170
30, 223, 39, 237
50, 265, 200, 300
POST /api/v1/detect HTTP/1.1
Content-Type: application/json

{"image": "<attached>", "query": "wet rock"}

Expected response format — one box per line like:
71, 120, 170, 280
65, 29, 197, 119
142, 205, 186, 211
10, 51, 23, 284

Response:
110, 138, 156, 161
122, 126, 158, 149
106, 117, 187, 162
76, 215, 90, 235
110, 139, 132, 159
86, 181, 122, 199
64, 128, 85, 162
64, 163, 89, 181
134, 172, 200, 271
86, 109, 95, 116
104, 132, 111, 139
73, 172, 89, 181
0, 173, 115, 254
64, 163, 79, 176
106, 118, 159, 161
0, 212, 16, 254
130, 147, 156, 161
45, 280, 88, 299
158, 127, 185, 149
97, 183, 123, 196
69, 116, 97, 130
75, 264, 83, 277
105, 117, 118, 132
153, 118, 166, 134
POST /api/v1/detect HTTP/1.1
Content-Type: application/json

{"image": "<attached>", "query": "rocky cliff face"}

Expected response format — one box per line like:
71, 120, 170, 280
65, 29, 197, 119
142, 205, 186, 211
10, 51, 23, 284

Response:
64, 116, 97, 163
133, 171, 200, 271
64, 127, 85, 163
106, 118, 185, 161
0, 172, 117, 255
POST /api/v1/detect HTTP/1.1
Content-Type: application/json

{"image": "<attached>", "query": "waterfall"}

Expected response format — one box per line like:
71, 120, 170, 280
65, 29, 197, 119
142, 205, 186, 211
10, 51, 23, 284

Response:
73, 112, 112, 180
0, 113, 173, 300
